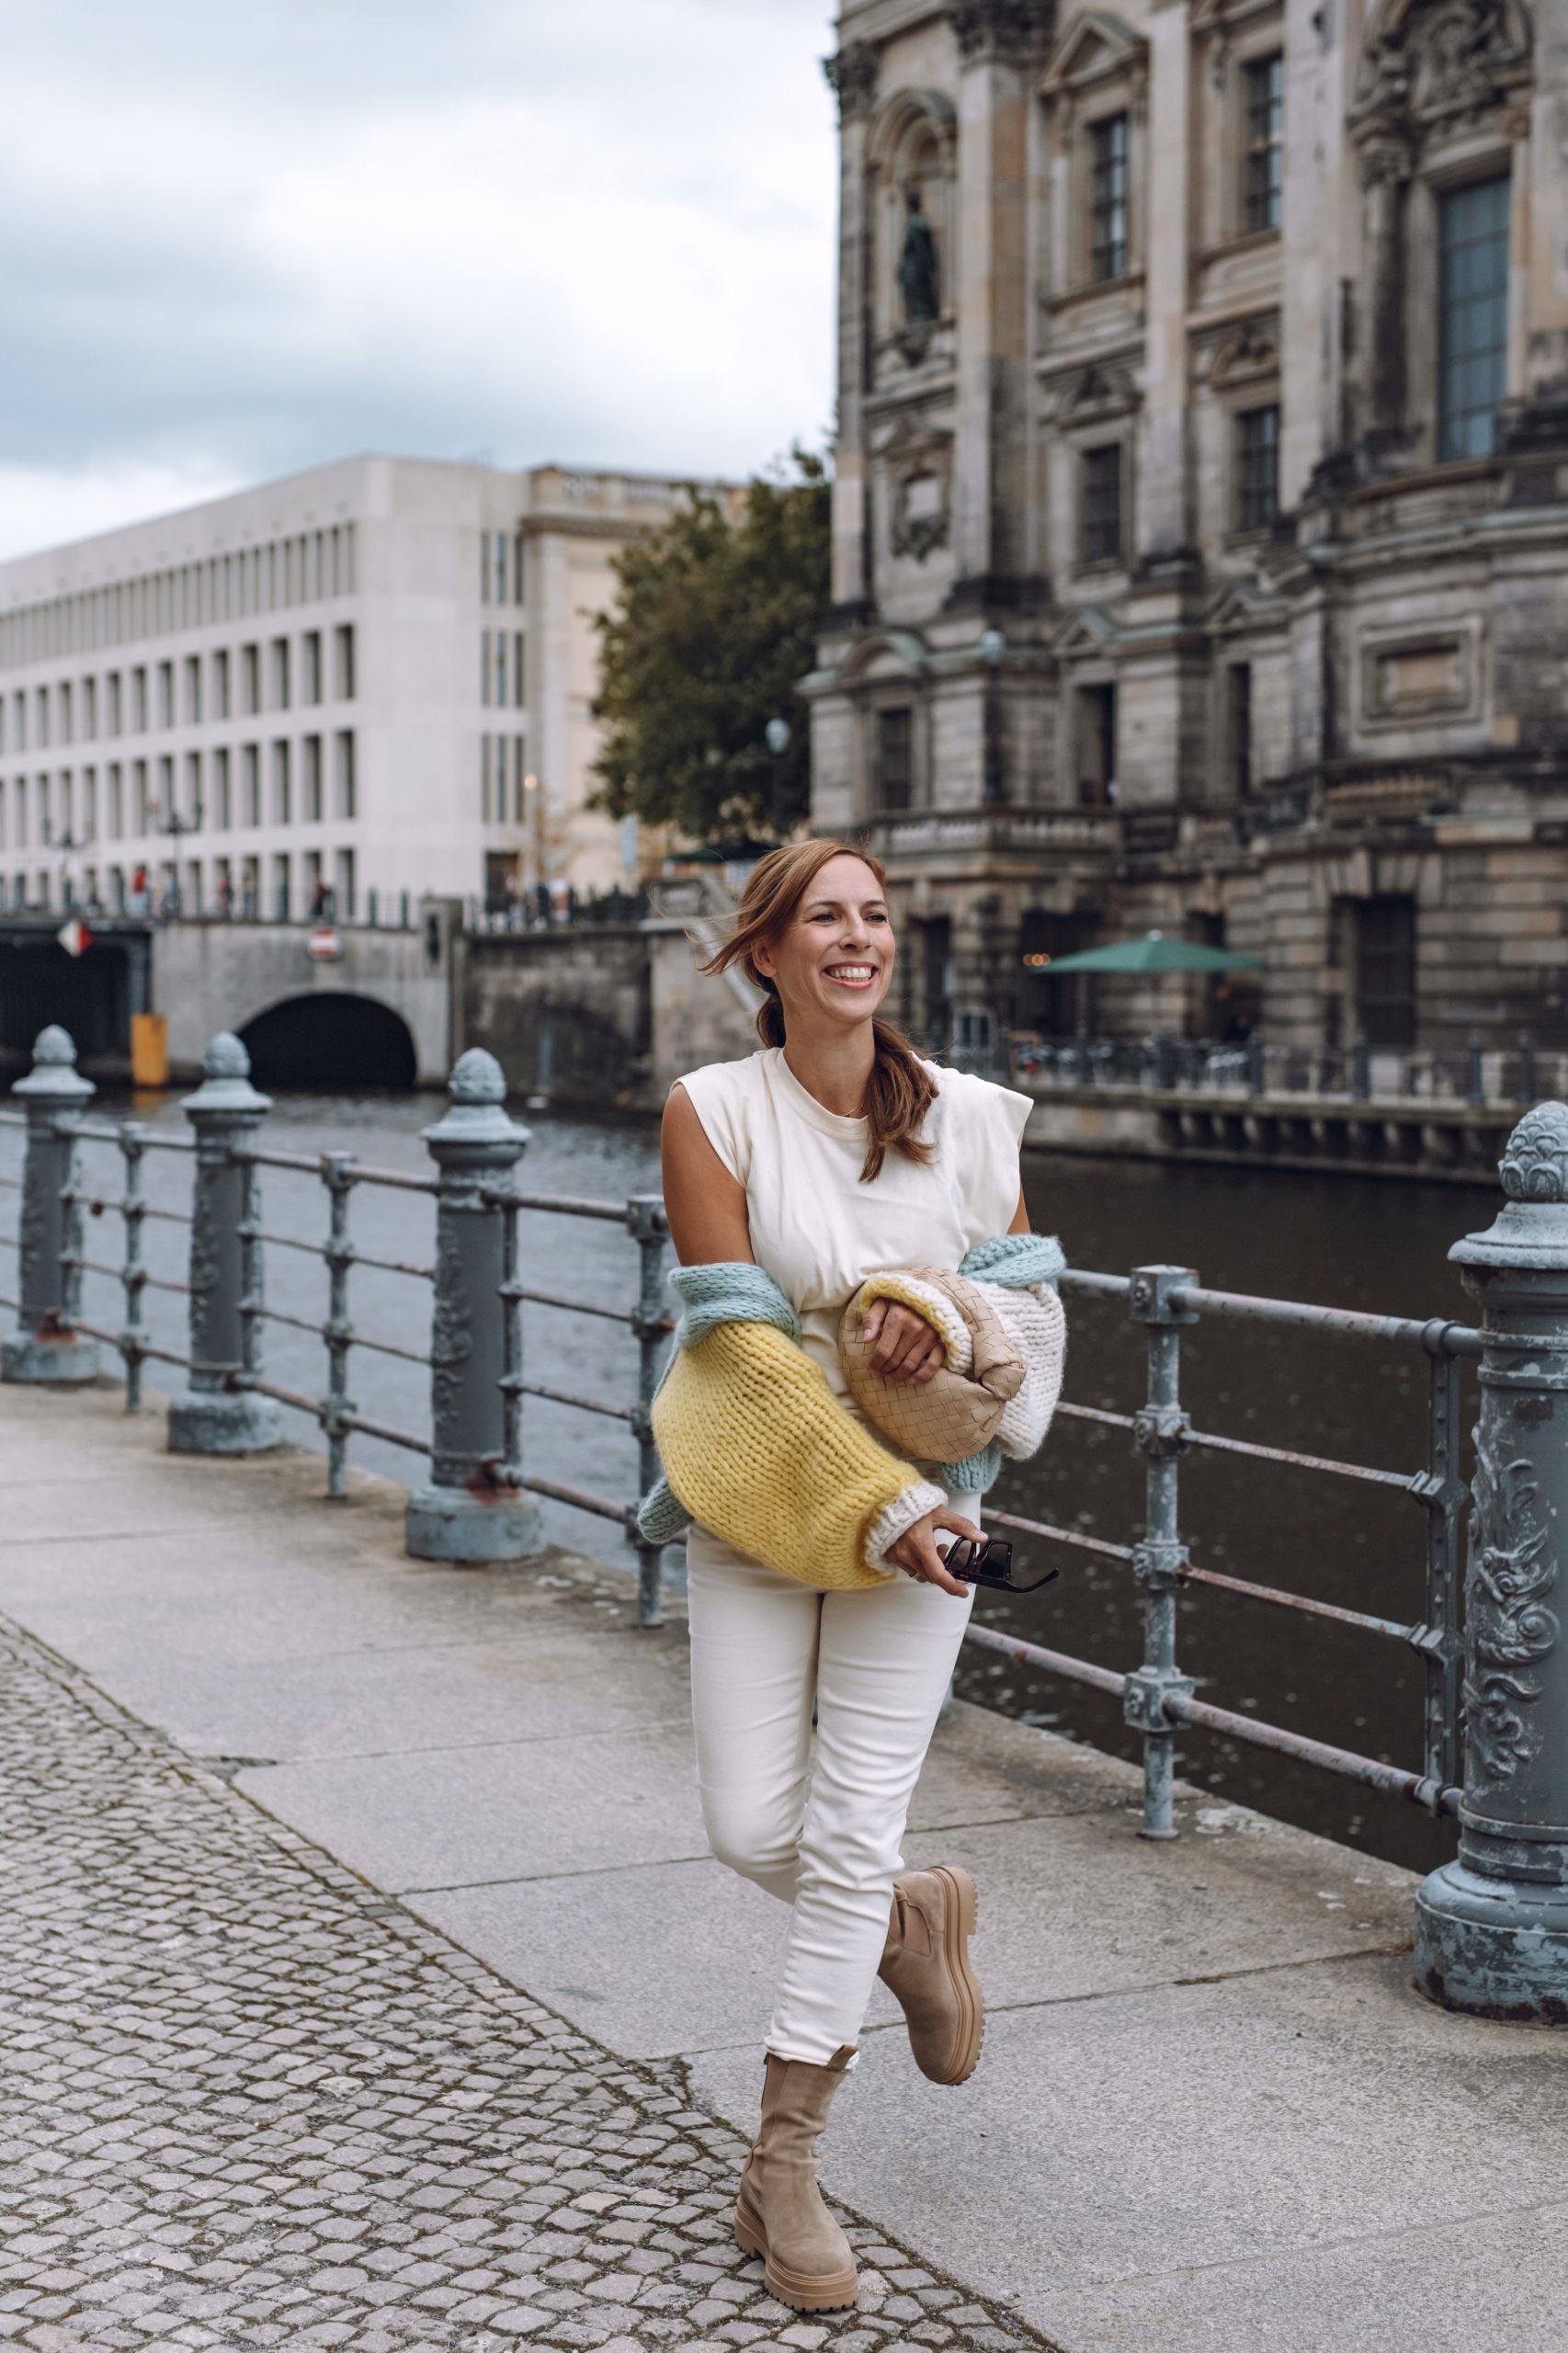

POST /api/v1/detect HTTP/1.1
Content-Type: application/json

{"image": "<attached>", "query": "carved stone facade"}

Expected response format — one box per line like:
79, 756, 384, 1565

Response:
811, 0, 1568, 1056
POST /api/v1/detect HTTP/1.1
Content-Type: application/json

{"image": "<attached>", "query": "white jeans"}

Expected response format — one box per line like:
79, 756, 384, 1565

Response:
685, 1493, 982, 2066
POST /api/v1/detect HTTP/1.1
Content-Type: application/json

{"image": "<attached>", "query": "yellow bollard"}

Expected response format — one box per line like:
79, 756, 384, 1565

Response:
130, 1012, 169, 1089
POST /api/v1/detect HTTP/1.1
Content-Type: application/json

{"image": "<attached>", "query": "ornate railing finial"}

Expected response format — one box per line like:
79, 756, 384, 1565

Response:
1499, 1100, 1568, 1203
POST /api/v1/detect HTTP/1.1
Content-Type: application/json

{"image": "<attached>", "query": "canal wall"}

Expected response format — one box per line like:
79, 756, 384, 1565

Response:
1021, 1082, 1517, 1184
460, 918, 759, 1111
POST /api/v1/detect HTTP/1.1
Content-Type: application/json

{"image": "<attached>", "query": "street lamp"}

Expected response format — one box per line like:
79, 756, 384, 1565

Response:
766, 716, 792, 840
146, 794, 206, 916
41, 820, 94, 911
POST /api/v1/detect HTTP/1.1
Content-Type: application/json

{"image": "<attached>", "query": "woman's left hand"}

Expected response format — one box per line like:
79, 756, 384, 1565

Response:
858, 1297, 946, 1384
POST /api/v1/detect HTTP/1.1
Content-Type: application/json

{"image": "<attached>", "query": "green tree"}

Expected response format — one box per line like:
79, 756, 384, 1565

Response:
586, 449, 830, 844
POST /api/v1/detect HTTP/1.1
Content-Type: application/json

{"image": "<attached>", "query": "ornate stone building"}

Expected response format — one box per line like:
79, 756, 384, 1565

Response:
807, 0, 1568, 1056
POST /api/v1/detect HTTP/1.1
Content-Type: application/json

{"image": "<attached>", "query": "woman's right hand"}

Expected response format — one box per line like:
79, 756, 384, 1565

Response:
886, 1506, 984, 1597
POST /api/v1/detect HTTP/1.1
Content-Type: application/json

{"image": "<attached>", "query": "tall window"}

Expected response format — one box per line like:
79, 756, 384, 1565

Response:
1235, 405, 1279, 532
1354, 895, 1416, 1047
1230, 664, 1254, 799
334, 624, 356, 700
1437, 176, 1510, 461
1242, 54, 1283, 233
874, 708, 914, 811
335, 731, 356, 819
1079, 444, 1124, 565
1076, 683, 1118, 806
1089, 114, 1129, 281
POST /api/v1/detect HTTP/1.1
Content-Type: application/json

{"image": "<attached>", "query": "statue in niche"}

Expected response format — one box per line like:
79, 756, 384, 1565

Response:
898, 187, 940, 323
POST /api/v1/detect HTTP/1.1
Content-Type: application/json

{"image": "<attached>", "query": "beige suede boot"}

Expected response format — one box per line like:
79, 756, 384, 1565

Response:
877, 1865, 983, 2085
733, 2045, 858, 2313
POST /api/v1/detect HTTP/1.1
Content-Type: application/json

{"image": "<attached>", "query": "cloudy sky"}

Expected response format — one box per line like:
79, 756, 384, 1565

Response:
0, 0, 839, 560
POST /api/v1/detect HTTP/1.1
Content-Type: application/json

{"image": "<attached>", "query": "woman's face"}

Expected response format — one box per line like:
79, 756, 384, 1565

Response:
751, 854, 896, 1030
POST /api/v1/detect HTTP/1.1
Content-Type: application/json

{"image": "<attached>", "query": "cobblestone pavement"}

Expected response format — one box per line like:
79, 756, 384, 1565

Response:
0, 1614, 1061, 2353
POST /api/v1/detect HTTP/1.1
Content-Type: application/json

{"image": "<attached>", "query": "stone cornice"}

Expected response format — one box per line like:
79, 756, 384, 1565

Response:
945, 0, 1057, 66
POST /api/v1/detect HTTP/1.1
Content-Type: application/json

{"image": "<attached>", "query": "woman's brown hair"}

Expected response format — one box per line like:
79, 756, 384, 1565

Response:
695, 836, 938, 1183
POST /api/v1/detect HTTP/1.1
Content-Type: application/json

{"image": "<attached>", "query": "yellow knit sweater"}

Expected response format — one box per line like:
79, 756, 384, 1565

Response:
650, 1319, 938, 1589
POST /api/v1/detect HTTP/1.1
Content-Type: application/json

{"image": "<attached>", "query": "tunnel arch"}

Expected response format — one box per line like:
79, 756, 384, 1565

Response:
238, 993, 418, 1090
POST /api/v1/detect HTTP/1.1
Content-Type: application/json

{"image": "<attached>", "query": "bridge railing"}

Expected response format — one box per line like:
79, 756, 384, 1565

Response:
5, 1022, 1568, 2023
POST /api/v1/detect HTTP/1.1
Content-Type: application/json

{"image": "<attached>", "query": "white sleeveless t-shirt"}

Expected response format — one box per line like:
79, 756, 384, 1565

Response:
674, 1047, 1033, 1438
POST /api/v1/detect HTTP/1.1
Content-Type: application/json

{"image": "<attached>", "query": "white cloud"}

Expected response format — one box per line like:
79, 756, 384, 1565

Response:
0, 0, 838, 560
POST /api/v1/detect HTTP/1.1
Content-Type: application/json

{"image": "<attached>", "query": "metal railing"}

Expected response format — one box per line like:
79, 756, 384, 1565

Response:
6, 1020, 1568, 2022
1015, 1028, 1562, 1109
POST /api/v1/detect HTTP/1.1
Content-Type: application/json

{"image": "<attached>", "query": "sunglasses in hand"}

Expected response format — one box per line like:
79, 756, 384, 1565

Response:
940, 1535, 1060, 1595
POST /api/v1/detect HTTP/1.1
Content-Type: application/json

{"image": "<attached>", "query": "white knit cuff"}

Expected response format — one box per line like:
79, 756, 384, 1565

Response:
972, 1279, 1067, 1461
864, 1478, 949, 1574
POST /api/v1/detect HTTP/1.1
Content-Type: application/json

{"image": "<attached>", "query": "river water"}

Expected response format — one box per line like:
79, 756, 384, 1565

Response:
5, 1084, 1499, 1878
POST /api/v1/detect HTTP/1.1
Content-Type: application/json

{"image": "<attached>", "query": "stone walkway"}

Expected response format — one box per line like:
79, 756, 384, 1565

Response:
0, 1611, 1056, 2353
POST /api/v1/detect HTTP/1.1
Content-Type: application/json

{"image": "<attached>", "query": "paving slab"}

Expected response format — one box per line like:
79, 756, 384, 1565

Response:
690, 1953, 1568, 2345
237, 1717, 717, 1890
76, 1631, 692, 1763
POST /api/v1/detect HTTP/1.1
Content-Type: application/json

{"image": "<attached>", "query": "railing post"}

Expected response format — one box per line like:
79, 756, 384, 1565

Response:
2, 1026, 98, 1383
119, 1120, 148, 1412
169, 1033, 283, 1454
1125, 1265, 1199, 1839
1246, 1031, 1265, 1095
1351, 1031, 1371, 1100
406, 1047, 541, 1562
626, 1192, 671, 1628
1415, 1102, 1568, 2020
1466, 1029, 1486, 1108
1518, 1029, 1538, 1107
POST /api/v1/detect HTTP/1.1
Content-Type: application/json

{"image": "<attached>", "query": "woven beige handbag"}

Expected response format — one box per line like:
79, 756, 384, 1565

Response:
838, 1263, 1026, 1462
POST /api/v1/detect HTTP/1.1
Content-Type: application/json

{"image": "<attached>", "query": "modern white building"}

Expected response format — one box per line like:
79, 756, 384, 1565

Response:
0, 454, 724, 922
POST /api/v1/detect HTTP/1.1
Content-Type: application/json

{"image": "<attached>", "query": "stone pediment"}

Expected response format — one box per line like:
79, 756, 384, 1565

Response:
1046, 358, 1142, 421
835, 630, 933, 688
1052, 605, 1121, 658
1205, 579, 1282, 636
1041, 9, 1146, 98
1197, 316, 1281, 389
1356, 0, 1532, 133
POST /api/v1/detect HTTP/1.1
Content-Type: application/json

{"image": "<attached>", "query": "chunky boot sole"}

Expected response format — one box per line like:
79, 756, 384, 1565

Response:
734, 2192, 858, 2313
926, 1863, 984, 2086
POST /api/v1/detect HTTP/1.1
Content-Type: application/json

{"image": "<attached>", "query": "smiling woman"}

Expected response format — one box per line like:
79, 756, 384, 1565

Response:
638, 835, 1063, 2313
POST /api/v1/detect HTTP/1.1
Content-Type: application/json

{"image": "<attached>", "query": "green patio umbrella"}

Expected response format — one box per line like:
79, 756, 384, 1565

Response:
1034, 929, 1264, 976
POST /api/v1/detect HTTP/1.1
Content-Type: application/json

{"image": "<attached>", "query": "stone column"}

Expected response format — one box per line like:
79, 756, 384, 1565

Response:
1361, 144, 1410, 447
1132, 6, 1189, 563
1414, 1102, 1568, 2021
1500, 17, 1568, 479
1, 1026, 97, 1385
945, 1, 1050, 601
168, 1033, 283, 1454
824, 40, 880, 617
406, 1048, 541, 1563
